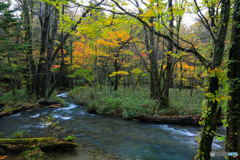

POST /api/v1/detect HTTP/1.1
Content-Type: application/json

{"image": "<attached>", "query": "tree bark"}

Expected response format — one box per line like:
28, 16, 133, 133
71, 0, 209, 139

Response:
22, 0, 36, 96
226, 0, 240, 157
198, 1, 230, 159
37, 2, 51, 98
164, 0, 174, 102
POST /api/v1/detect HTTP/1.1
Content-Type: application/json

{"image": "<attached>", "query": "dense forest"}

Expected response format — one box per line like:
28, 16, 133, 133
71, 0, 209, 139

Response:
0, 0, 239, 159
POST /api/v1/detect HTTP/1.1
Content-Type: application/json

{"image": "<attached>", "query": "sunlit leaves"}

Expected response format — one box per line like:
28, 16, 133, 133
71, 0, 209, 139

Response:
109, 71, 129, 77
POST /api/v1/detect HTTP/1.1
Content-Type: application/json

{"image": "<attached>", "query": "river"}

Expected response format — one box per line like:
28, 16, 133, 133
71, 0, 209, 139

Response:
0, 93, 225, 160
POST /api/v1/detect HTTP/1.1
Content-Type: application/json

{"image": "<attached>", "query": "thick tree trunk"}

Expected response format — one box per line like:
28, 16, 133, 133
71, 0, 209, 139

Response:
47, 4, 65, 98
142, 20, 167, 109
22, 0, 36, 96
37, 2, 51, 98
226, 0, 240, 157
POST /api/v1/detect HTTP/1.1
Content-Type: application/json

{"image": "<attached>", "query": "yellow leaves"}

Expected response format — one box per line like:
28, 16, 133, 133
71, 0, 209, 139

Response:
122, 63, 132, 67
97, 30, 130, 47
98, 51, 110, 57
97, 39, 116, 47
109, 71, 129, 77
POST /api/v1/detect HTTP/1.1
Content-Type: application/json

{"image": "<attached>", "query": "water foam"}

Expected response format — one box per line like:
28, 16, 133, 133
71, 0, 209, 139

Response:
58, 103, 78, 111
158, 125, 197, 136
53, 114, 71, 120
30, 113, 40, 118
57, 92, 68, 97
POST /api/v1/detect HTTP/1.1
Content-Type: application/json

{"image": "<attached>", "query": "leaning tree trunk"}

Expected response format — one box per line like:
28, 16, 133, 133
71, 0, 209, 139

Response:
226, 0, 240, 157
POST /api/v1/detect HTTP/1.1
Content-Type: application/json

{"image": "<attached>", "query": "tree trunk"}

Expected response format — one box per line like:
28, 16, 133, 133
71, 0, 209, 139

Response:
114, 58, 119, 91
198, 1, 230, 159
226, 0, 240, 157
37, 2, 51, 98
22, 0, 36, 96
199, 76, 221, 160
47, 4, 65, 98
164, 0, 174, 101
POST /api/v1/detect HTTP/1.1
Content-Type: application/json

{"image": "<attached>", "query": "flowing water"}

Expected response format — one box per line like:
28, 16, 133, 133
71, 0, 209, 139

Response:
0, 93, 225, 160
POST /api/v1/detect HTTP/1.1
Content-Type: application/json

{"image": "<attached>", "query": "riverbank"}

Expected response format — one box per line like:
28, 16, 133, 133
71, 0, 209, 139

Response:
68, 87, 205, 126
0, 101, 63, 118
0, 89, 66, 118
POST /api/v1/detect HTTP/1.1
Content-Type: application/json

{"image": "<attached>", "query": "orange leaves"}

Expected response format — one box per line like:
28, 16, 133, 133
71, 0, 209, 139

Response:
51, 65, 60, 68
141, 52, 147, 57
0, 156, 7, 160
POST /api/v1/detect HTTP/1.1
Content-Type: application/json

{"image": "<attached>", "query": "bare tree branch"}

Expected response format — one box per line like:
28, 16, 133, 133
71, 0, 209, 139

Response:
193, 0, 216, 42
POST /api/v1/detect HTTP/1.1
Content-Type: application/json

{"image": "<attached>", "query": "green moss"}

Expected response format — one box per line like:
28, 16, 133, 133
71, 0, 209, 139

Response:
64, 135, 76, 142
0, 137, 56, 145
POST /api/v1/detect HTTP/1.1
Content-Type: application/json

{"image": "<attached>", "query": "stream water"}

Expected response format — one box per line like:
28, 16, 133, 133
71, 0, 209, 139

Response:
0, 93, 225, 160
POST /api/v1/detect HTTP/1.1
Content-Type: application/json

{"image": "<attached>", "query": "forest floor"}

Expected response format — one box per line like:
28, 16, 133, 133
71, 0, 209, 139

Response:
68, 86, 204, 119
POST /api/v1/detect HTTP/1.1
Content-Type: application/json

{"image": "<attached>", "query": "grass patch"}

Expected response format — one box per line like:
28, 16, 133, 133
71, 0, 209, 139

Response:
162, 88, 204, 115
69, 86, 204, 118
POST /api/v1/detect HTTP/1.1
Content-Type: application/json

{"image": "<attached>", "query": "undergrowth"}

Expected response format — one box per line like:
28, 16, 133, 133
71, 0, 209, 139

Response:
0, 89, 66, 105
68, 86, 204, 118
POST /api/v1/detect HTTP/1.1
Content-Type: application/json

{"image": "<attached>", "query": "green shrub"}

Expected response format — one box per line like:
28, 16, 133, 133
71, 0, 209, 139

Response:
0, 89, 27, 103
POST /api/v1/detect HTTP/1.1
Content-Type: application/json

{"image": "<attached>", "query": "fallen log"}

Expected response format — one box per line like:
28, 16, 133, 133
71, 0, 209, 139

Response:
0, 137, 55, 145
131, 114, 201, 126
0, 103, 37, 118
0, 101, 63, 118
40, 141, 78, 152
0, 137, 78, 154
131, 114, 223, 126
38, 100, 61, 105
